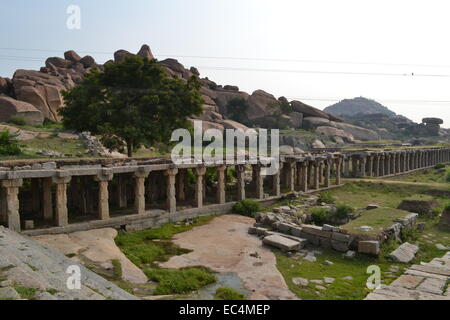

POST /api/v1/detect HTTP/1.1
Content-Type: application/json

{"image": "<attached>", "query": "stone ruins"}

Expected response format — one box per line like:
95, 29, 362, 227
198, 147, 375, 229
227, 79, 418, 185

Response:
0, 147, 448, 236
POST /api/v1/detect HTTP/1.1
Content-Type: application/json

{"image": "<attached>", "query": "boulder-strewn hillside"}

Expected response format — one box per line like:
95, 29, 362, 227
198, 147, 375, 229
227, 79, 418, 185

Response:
324, 97, 447, 140
324, 97, 397, 118
0, 44, 381, 149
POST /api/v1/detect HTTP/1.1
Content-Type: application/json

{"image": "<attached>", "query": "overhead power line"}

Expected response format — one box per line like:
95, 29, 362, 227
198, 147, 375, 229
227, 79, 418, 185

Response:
1, 46, 450, 69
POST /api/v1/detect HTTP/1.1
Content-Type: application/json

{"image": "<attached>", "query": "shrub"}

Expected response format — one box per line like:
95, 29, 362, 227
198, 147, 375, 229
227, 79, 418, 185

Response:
444, 202, 450, 212
435, 163, 446, 170
310, 207, 331, 226
335, 204, 354, 220
446, 172, 450, 183
215, 287, 246, 300
0, 130, 22, 156
232, 199, 261, 217
144, 267, 216, 295
318, 191, 335, 204
8, 115, 26, 126
400, 227, 419, 243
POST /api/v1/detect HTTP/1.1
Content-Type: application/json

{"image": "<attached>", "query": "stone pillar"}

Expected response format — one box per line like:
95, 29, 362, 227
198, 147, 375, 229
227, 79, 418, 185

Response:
344, 157, 350, 177
165, 168, 178, 214
367, 156, 374, 177
285, 161, 295, 192
42, 178, 53, 220
216, 166, 227, 204
396, 153, 401, 173
176, 169, 186, 202
236, 165, 246, 201
324, 160, 331, 188
385, 154, 390, 176
134, 169, 150, 215
373, 155, 379, 177
195, 167, 207, 208
300, 162, 308, 192
116, 174, 128, 209
272, 162, 282, 197
352, 157, 359, 177
390, 153, 396, 175
94, 172, 113, 221
252, 164, 264, 200
379, 155, 385, 176
1, 179, 23, 232
52, 176, 71, 227
335, 157, 342, 185
313, 162, 320, 190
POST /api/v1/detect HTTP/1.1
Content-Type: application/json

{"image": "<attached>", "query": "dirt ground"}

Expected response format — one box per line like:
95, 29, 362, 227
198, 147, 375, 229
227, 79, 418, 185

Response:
160, 214, 297, 300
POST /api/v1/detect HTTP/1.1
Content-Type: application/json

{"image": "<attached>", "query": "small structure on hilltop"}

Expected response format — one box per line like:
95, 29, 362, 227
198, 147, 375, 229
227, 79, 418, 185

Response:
422, 117, 444, 136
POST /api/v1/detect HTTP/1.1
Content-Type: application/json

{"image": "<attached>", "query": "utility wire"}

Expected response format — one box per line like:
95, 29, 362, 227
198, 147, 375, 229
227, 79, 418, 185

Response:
1, 46, 450, 69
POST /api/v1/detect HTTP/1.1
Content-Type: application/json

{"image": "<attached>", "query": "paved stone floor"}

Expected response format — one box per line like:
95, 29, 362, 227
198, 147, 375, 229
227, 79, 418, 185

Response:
366, 251, 450, 300
160, 214, 298, 300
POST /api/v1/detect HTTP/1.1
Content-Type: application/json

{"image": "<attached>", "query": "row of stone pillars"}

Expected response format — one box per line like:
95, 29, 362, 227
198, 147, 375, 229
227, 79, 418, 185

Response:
342, 149, 450, 178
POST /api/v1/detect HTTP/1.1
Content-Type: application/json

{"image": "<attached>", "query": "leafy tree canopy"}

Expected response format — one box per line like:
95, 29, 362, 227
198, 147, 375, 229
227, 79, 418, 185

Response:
60, 56, 203, 156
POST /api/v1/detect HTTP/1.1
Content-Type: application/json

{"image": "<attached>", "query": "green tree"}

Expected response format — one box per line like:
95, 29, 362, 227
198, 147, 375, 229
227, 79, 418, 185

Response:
60, 56, 203, 157
226, 98, 250, 126
0, 130, 22, 156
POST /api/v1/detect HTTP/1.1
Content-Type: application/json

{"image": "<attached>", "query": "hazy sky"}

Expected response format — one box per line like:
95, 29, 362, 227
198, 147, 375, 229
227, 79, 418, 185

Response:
1, 0, 450, 127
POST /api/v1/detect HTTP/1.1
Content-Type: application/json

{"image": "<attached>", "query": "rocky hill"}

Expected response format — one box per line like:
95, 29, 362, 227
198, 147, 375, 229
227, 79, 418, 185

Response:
324, 97, 397, 118
0, 44, 383, 151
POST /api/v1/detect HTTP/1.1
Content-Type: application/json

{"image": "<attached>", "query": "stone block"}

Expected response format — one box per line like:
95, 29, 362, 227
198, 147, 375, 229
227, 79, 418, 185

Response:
331, 240, 349, 252
24, 220, 34, 230
301, 224, 332, 238
263, 234, 301, 252
358, 240, 380, 256
290, 226, 303, 237
331, 232, 351, 242
389, 242, 419, 263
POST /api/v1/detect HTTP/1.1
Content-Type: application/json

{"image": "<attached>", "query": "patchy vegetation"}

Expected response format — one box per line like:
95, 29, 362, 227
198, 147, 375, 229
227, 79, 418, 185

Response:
115, 216, 217, 296
232, 199, 261, 217
215, 287, 246, 300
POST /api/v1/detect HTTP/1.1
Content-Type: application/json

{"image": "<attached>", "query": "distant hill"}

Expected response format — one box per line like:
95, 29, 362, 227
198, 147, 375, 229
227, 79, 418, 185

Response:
324, 97, 397, 118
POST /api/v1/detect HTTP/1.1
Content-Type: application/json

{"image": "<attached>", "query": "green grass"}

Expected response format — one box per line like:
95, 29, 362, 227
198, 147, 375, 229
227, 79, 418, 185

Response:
215, 287, 246, 300
388, 165, 450, 184
144, 267, 216, 295
22, 136, 87, 157
111, 259, 123, 280
275, 247, 404, 300
342, 208, 412, 237
327, 181, 448, 209
115, 216, 218, 296
14, 286, 37, 300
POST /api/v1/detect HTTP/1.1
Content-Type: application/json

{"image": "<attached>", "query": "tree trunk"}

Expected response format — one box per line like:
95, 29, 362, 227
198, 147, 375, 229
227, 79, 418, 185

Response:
127, 140, 133, 157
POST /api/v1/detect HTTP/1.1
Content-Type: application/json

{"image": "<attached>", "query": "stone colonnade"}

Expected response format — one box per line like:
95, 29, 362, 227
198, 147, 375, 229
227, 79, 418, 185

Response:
0, 154, 344, 232
341, 148, 450, 178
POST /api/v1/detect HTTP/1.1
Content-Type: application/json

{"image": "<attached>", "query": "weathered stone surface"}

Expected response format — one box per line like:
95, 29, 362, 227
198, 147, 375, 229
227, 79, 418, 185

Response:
0, 226, 137, 300
0, 96, 44, 125
316, 126, 354, 142
0, 287, 21, 300
279, 145, 294, 155
33, 228, 148, 284
302, 225, 332, 238
46, 57, 71, 69
303, 117, 332, 129
358, 240, 380, 256
263, 234, 301, 252
291, 100, 333, 120
136, 44, 154, 61
398, 200, 440, 216
311, 139, 326, 149
292, 277, 309, 286
220, 119, 249, 131
114, 49, 134, 63
334, 122, 380, 141
160, 58, 193, 79
79, 55, 97, 68
389, 242, 419, 263
288, 111, 303, 128
246, 90, 279, 121
64, 50, 82, 63
390, 275, 424, 289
